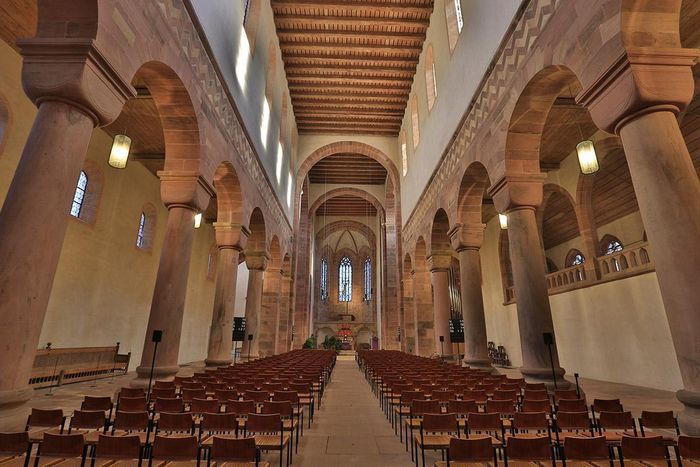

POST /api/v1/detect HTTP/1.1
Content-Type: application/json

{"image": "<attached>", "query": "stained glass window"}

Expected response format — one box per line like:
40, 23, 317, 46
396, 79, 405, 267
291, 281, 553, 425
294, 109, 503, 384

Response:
70, 171, 88, 218
363, 258, 372, 302
339, 256, 352, 302
602, 237, 623, 256
136, 212, 146, 248
320, 257, 329, 301
454, 0, 463, 33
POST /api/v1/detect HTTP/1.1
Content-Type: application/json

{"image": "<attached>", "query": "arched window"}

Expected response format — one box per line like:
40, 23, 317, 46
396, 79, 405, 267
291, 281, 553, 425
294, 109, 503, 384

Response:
400, 131, 408, 177
135, 203, 157, 252
425, 45, 437, 111
411, 95, 420, 149
339, 256, 352, 302
136, 212, 146, 248
445, 0, 464, 51
320, 257, 329, 301
363, 257, 372, 302
600, 235, 624, 256
242, 0, 261, 54
70, 171, 88, 218
565, 249, 586, 267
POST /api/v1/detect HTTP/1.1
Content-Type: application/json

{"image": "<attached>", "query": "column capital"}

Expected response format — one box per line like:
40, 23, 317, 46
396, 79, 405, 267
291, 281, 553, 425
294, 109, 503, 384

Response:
245, 251, 270, 271
214, 223, 249, 251
18, 38, 136, 127
578, 47, 699, 134
427, 254, 452, 272
448, 223, 485, 251
488, 173, 547, 214
158, 172, 211, 211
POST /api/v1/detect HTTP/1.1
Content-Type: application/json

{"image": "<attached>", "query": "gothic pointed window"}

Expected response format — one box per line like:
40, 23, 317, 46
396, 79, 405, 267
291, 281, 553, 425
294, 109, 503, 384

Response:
363, 257, 372, 302
320, 257, 329, 301
566, 249, 586, 267
339, 256, 352, 302
601, 235, 623, 256
70, 171, 88, 218
136, 212, 146, 248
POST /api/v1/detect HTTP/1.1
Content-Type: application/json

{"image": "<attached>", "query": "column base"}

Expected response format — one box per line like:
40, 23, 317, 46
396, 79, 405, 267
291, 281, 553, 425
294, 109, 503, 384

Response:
204, 358, 232, 368
462, 357, 495, 372
131, 365, 180, 388
0, 387, 34, 409
521, 366, 570, 390
677, 389, 700, 435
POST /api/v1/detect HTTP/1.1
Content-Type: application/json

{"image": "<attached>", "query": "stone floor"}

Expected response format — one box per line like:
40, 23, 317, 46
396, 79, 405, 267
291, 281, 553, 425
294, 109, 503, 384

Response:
0, 357, 685, 466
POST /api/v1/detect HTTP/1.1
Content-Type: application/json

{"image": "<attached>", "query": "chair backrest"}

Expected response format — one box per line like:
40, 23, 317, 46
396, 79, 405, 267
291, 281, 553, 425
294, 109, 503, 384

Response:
151, 435, 198, 461
448, 436, 493, 462
150, 387, 177, 400
181, 388, 206, 401
0, 432, 29, 456
554, 389, 579, 402
246, 413, 282, 434
562, 436, 609, 460
154, 397, 184, 413
210, 436, 257, 462
422, 413, 458, 433
119, 387, 145, 398
181, 381, 204, 390
70, 410, 106, 430
410, 399, 441, 417
244, 390, 270, 403
94, 434, 141, 460
679, 435, 700, 460
273, 390, 300, 404
201, 413, 237, 433
592, 398, 623, 413
190, 397, 220, 414
28, 408, 64, 428
640, 411, 677, 431
262, 400, 293, 418
113, 411, 149, 432
447, 399, 478, 417
494, 389, 518, 402
40, 433, 85, 458
117, 396, 148, 412
555, 411, 592, 431
599, 411, 636, 433
467, 412, 502, 433
432, 390, 456, 402
154, 381, 176, 390
486, 399, 516, 416
157, 412, 193, 433
214, 389, 238, 401
512, 412, 549, 432
523, 389, 548, 401
81, 396, 112, 412
400, 390, 424, 405
226, 399, 256, 416
521, 399, 552, 414
620, 435, 667, 460
506, 435, 552, 461
557, 398, 587, 412
463, 389, 487, 403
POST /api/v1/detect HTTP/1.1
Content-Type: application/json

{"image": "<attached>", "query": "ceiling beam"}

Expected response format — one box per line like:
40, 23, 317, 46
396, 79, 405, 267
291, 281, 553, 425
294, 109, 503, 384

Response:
274, 14, 430, 27
271, 0, 433, 14
286, 69, 415, 80
276, 29, 426, 41
280, 43, 421, 56
284, 51, 420, 64
292, 95, 407, 104
288, 86, 409, 97
284, 62, 416, 74
288, 78, 412, 89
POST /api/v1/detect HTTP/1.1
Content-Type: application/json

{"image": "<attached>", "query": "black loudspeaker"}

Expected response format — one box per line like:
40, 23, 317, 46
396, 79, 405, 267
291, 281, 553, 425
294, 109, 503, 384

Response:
247, 334, 254, 341
152, 330, 163, 343
439, 335, 445, 343
543, 332, 554, 345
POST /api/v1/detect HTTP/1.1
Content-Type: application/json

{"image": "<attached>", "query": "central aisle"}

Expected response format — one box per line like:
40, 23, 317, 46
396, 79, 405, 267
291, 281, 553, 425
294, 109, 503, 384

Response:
294, 357, 414, 466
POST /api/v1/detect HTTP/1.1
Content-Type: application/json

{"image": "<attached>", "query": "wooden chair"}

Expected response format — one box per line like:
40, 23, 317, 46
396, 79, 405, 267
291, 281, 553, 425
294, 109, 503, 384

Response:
262, 401, 299, 458
486, 400, 516, 430
504, 436, 554, 467
111, 411, 150, 445
618, 435, 669, 467
0, 432, 31, 467
199, 413, 238, 446
81, 396, 113, 420
244, 413, 290, 467
639, 411, 680, 441
678, 435, 700, 464
554, 411, 595, 450
510, 412, 552, 441
25, 408, 65, 442
591, 399, 623, 426
226, 400, 256, 434
119, 388, 145, 399
466, 412, 504, 448
446, 399, 478, 437
155, 412, 195, 436
273, 391, 305, 437
93, 434, 142, 467
214, 389, 238, 402
598, 411, 637, 445
521, 399, 552, 415
395, 391, 425, 437
150, 435, 199, 466
35, 433, 86, 467
118, 397, 148, 413
150, 387, 177, 400
154, 381, 176, 390
154, 397, 185, 414
406, 400, 441, 460
208, 436, 270, 467
560, 436, 611, 466
414, 413, 459, 467
190, 398, 220, 417
181, 388, 206, 406
553, 389, 579, 403
434, 436, 496, 467
67, 410, 107, 444
556, 398, 587, 413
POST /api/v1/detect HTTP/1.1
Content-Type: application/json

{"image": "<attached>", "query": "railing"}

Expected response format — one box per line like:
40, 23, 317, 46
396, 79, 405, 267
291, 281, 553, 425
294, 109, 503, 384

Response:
503, 242, 654, 304
29, 344, 131, 388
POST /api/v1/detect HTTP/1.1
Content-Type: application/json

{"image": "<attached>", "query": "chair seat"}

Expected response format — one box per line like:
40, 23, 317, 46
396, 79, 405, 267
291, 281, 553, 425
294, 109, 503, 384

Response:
111, 431, 148, 445
503, 462, 550, 467
405, 419, 421, 428
211, 463, 270, 467
253, 434, 291, 450
93, 459, 141, 467
200, 434, 237, 446
394, 407, 410, 415
602, 431, 633, 444
28, 428, 62, 442
414, 434, 453, 449
282, 420, 298, 431
152, 461, 200, 467
70, 429, 102, 444
434, 462, 494, 467
0, 457, 30, 467
36, 457, 84, 467
622, 461, 675, 467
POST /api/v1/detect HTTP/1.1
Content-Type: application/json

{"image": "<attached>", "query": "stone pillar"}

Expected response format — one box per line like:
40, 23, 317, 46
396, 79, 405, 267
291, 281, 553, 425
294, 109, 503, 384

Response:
134, 204, 197, 384
449, 224, 493, 371
0, 39, 133, 407
580, 47, 700, 434
490, 176, 567, 387
240, 252, 269, 359
428, 255, 453, 358
205, 224, 248, 367
276, 271, 292, 354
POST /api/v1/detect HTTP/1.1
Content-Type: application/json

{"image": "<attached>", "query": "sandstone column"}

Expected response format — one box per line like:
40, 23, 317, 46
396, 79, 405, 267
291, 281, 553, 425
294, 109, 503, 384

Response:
134, 204, 197, 384
205, 224, 248, 367
0, 40, 133, 407
579, 47, 700, 433
491, 176, 567, 387
449, 224, 493, 370
428, 255, 453, 359
240, 252, 268, 359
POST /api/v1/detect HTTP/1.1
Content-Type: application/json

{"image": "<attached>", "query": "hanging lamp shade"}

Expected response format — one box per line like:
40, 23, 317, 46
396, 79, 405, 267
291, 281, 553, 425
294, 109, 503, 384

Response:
194, 212, 203, 229
576, 140, 599, 175
108, 134, 131, 169
499, 213, 508, 230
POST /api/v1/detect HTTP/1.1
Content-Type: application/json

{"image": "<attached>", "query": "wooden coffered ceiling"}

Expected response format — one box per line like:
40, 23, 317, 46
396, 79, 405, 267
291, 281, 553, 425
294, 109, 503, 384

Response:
308, 153, 387, 184
315, 195, 378, 217
271, 0, 434, 135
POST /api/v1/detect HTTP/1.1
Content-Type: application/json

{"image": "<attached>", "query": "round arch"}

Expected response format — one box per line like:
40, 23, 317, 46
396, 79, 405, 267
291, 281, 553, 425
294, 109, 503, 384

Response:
429, 208, 452, 258
309, 187, 385, 217
458, 161, 493, 226
247, 207, 267, 253
213, 162, 243, 225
